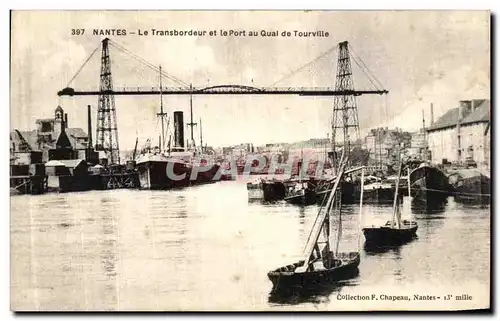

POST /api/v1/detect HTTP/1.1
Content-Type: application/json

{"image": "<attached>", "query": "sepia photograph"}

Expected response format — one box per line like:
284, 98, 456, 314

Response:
9, 10, 491, 311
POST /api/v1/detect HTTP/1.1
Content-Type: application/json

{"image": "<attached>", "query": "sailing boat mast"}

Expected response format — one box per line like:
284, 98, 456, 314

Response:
325, 133, 328, 164
391, 151, 403, 229
334, 188, 342, 257
190, 85, 194, 144
421, 109, 427, 161
186, 84, 197, 150
299, 155, 347, 272
378, 129, 382, 172
358, 167, 365, 249
158, 65, 166, 153
199, 118, 203, 153
407, 167, 413, 227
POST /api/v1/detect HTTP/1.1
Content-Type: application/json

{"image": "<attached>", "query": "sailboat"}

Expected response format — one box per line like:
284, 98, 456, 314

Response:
267, 155, 361, 293
362, 156, 418, 246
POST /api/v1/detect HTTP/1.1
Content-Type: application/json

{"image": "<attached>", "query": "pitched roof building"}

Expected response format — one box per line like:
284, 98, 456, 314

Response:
10, 106, 90, 162
427, 99, 490, 168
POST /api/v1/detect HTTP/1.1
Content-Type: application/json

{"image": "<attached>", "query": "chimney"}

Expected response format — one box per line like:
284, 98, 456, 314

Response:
459, 100, 472, 119
64, 113, 68, 129
430, 103, 434, 125
471, 99, 484, 112
87, 105, 93, 151
174, 111, 185, 148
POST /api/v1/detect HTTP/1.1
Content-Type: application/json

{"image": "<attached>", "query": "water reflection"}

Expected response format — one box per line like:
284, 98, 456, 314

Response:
392, 246, 404, 281
98, 199, 119, 308
10, 181, 490, 311
268, 270, 360, 305
248, 199, 264, 205
155, 192, 188, 247
298, 206, 306, 224
99, 198, 118, 275
175, 195, 187, 218
363, 237, 417, 255
458, 201, 491, 211
411, 197, 448, 215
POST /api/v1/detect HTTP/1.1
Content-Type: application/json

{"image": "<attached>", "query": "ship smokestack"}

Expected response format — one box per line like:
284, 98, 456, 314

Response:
430, 103, 434, 125
174, 111, 185, 148
87, 105, 93, 150
64, 113, 68, 129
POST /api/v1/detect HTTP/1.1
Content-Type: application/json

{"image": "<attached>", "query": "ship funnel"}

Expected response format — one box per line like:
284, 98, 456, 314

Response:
87, 105, 93, 150
174, 111, 185, 148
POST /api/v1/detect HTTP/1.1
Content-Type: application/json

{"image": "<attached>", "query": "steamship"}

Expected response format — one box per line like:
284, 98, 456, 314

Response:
136, 112, 221, 189
136, 73, 220, 190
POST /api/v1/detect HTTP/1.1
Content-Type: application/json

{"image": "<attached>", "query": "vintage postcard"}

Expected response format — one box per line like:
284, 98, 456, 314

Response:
10, 10, 491, 311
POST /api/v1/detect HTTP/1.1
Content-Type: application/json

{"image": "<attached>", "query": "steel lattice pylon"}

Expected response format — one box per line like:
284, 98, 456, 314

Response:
331, 41, 360, 168
96, 38, 120, 164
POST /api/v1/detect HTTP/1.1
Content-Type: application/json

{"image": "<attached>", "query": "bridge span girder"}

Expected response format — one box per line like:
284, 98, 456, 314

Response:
58, 86, 388, 97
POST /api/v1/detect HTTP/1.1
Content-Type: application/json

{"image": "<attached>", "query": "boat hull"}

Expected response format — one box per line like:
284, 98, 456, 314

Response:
316, 183, 401, 205
195, 164, 221, 184
262, 180, 287, 202
247, 181, 264, 200
284, 189, 317, 205
363, 222, 418, 246
362, 186, 402, 204
137, 158, 223, 190
267, 252, 360, 293
447, 169, 490, 205
409, 164, 451, 201
137, 160, 191, 190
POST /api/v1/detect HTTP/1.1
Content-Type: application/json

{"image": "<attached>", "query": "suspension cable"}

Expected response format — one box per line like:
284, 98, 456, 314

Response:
350, 53, 380, 91
109, 41, 188, 87
348, 44, 385, 90
349, 44, 384, 88
65, 44, 100, 87
270, 45, 338, 87
109, 40, 190, 88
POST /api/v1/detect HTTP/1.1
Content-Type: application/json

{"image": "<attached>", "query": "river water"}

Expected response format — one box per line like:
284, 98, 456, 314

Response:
10, 177, 490, 311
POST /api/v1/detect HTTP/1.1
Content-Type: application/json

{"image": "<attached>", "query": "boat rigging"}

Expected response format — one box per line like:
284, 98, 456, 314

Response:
362, 152, 418, 247
267, 153, 364, 293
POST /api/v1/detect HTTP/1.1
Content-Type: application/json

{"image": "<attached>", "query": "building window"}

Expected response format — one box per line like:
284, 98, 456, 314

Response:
41, 122, 52, 132
468, 146, 474, 159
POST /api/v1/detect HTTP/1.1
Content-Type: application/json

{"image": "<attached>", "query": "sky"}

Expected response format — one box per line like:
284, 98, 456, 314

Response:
10, 11, 490, 149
